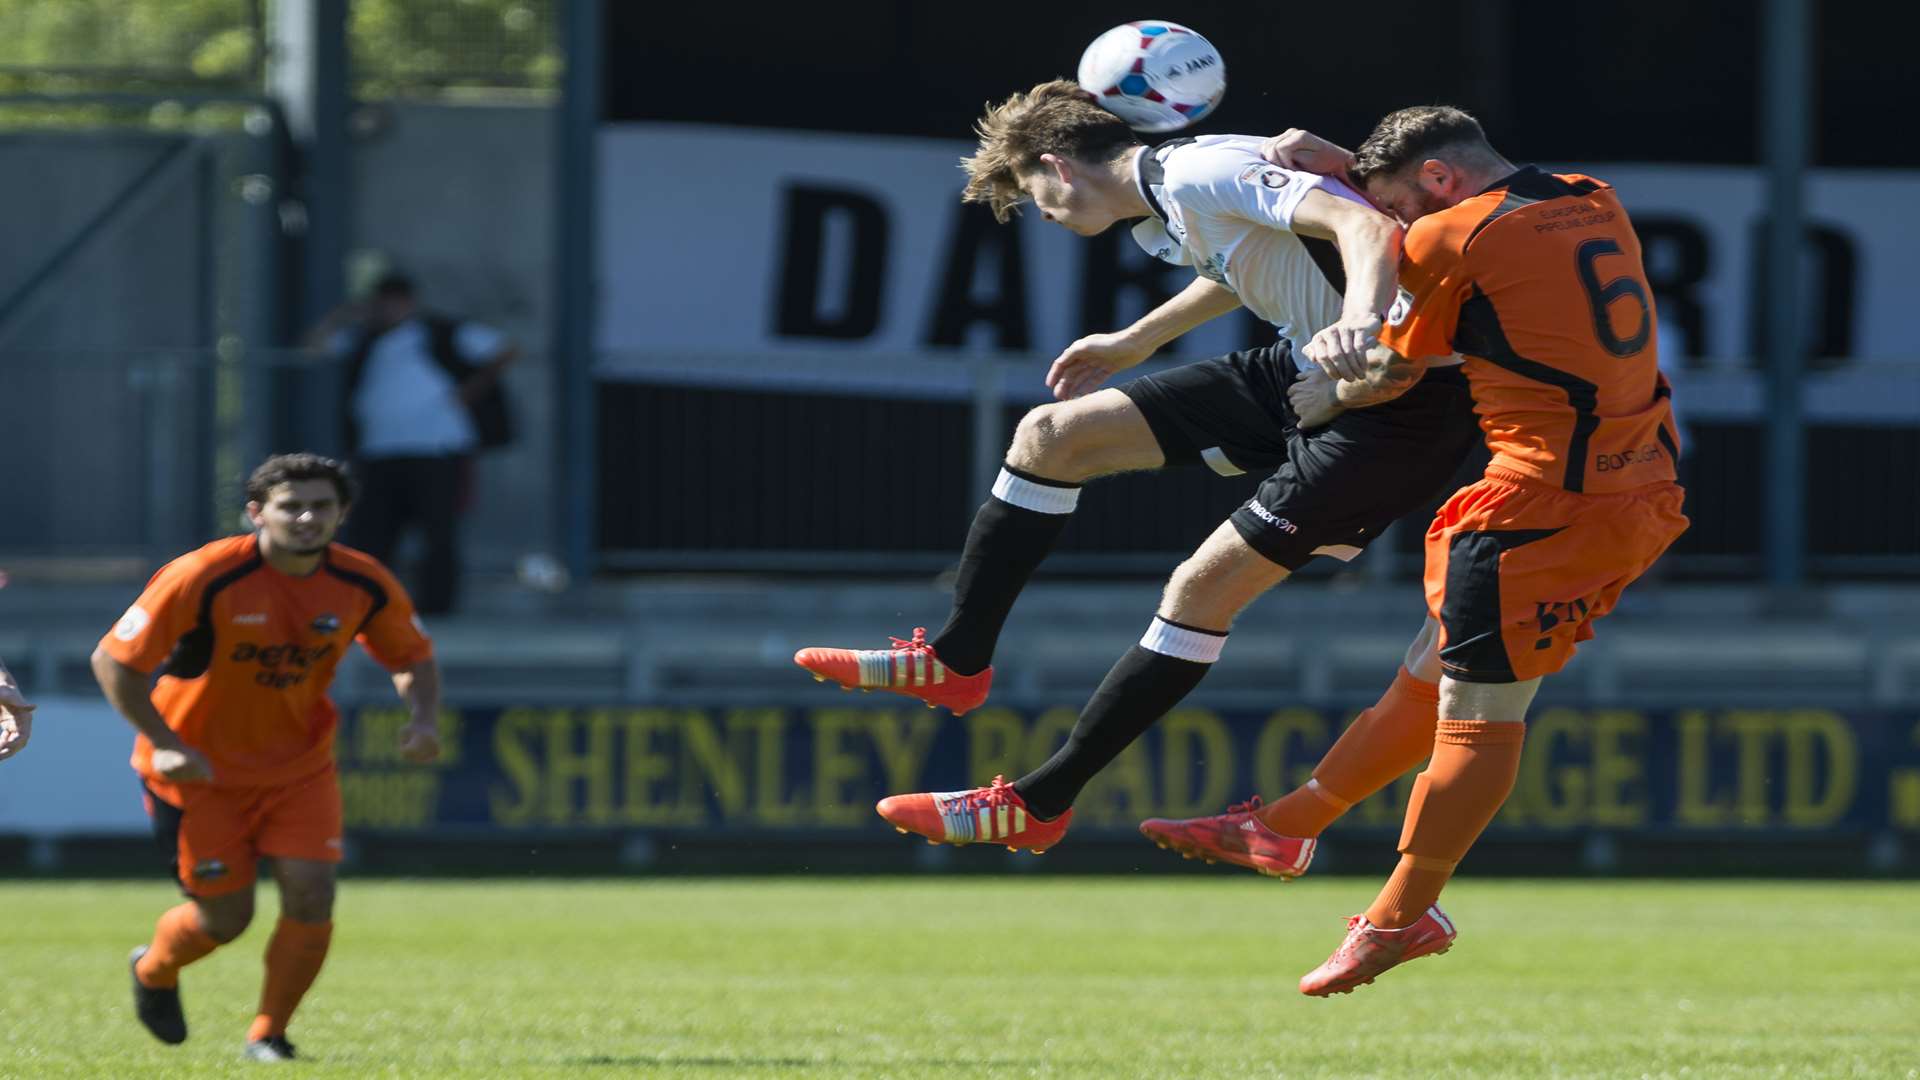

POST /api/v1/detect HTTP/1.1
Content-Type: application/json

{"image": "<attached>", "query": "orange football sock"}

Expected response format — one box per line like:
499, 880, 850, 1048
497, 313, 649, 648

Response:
247, 918, 333, 1042
134, 903, 221, 989
1257, 668, 1439, 838
1365, 718, 1526, 928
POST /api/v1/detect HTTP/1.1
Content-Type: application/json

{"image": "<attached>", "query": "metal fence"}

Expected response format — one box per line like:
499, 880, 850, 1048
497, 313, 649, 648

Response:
0, 347, 555, 574
593, 350, 1920, 582
4, 347, 1914, 584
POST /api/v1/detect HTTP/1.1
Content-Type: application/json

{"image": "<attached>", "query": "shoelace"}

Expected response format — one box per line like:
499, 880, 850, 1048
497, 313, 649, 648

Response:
1226, 795, 1264, 815
887, 627, 935, 653
1329, 914, 1370, 959
956, 775, 1019, 813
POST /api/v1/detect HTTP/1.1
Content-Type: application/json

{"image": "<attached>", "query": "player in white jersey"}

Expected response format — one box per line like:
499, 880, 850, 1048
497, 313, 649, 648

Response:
796, 81, 1478, 861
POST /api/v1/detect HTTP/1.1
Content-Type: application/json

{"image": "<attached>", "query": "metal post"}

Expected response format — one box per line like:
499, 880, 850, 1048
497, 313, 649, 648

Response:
269, 0, 351, 453
554, 0, 603, 583
1761, 0, 1809, 597
969, 356, 1006, 513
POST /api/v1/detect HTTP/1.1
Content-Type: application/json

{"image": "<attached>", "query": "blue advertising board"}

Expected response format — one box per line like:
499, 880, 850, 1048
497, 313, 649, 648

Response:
333, 704, 1920, 836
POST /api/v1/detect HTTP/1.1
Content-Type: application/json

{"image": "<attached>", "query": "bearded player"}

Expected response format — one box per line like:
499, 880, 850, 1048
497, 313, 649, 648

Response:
93, 453, 444, 1061
1265, 108, 1688, 994
794, 81, 1481, 861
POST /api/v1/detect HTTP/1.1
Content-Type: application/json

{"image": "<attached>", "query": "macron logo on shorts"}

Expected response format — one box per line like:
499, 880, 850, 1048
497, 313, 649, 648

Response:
1242, 499, 1299, 534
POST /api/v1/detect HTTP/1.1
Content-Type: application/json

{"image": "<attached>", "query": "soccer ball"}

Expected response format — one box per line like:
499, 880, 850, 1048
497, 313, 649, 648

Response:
1076, 21, 1227, 134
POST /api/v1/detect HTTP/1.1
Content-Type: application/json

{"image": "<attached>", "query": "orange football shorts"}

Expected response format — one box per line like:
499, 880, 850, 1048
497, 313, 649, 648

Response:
1424, 467, 1688, 684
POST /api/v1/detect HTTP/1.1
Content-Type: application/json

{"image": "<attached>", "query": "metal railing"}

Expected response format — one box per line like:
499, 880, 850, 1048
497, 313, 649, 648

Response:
593, 348, 1920, 582
2, 347, 1916, 582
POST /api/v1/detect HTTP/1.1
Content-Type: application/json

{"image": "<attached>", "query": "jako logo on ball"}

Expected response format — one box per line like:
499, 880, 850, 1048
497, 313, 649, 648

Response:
1077, 21, 1227, 134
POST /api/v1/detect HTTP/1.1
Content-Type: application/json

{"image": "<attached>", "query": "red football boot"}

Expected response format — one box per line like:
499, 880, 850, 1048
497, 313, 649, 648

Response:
794, 627, 992, 716
876, 775, 1072, 853
1299, 905, 1457, 997
1138, 796, 1315, 878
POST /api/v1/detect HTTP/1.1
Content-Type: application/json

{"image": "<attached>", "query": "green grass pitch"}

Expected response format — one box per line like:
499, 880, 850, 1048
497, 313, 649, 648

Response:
3, 877, 1917, 1078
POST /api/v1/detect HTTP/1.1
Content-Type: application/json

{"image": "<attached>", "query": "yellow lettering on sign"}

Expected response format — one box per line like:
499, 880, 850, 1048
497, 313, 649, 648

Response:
870, 710, 941, 795
351, 707, 408, 764
1724, 711, 1776, 826
683, 710, 747, 820
1781, 710, 1856, 828
340, 771, 440, 828
1589, 710, 1648, 827
1158, 709, 1233, 818
1897, 721, 1920, 830
811, 709, 869, 827
1079, 743, 1155, 827
435, 708, 463, 768
1507, 708, 1585, 828
543, 709, 614, 825
1676, 710, 1728, 827
619, 708, 685, 826
967, 708, 1027, 785
489, 707, 543, 827
733, 709, 802, 826
1253, 708, 1328, 807
1893, 771, 1920, 829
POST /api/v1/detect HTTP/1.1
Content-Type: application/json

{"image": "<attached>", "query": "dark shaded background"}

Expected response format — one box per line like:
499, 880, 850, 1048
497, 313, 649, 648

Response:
608, 2, 1917, 167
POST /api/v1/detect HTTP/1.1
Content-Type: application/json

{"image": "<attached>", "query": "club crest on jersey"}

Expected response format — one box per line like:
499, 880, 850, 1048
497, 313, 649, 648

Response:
1387, 287, 1414, 326
1237, 163, 1289, 190
311, 613, 341, 634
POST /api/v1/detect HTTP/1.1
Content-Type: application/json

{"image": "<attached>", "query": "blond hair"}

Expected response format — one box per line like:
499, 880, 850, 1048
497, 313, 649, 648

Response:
961, 79, 1140, 223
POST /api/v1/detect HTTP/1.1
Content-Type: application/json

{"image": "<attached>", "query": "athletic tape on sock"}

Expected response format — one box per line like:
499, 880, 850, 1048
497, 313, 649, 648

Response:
1303, 777, 1354, 811
991, 467, 1080, 515
1139, 617, 1226, 664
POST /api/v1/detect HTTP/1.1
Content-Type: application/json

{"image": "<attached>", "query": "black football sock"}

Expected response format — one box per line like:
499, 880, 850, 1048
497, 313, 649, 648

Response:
1013, 618, 1227, 820
929, 464, 1080, 676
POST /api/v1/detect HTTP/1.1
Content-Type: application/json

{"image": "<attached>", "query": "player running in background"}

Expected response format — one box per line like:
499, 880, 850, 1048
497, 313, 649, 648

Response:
93, 453, 444, 1061
0, 655, 32, 762
794, 80, 1480, 858
1271, 108, 1688, 994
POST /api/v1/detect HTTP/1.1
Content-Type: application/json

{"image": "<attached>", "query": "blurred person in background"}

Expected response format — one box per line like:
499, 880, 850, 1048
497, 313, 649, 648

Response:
0, 656, 32, 762
304, 272, 517, 615
93, 453, 444, 1062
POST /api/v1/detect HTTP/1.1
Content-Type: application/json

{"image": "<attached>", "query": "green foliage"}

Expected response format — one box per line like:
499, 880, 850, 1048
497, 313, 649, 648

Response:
351, 0, 559, 96
3, 878, 1917, 1077
0, 0, 557, 100
0, 0, 258, 85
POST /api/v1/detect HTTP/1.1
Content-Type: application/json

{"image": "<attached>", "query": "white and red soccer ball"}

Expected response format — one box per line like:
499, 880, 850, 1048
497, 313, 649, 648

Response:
1077, 20, 1227, 133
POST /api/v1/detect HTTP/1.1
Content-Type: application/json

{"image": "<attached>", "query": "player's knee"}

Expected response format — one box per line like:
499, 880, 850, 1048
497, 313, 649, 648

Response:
1161, 537, 1284, 626
1008, 404, 1077, 476
279, 877, 337, 922
197, 895, 254, 943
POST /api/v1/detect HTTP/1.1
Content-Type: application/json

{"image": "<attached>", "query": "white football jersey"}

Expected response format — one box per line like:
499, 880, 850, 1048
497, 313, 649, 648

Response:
1129, 134, 1365, 352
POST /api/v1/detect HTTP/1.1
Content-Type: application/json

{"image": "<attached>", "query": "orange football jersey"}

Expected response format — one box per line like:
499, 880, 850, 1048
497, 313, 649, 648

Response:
100, 534, 433, 790
1379, 166, 1680, 494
